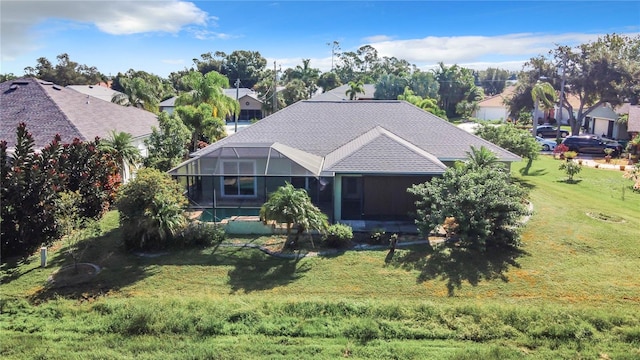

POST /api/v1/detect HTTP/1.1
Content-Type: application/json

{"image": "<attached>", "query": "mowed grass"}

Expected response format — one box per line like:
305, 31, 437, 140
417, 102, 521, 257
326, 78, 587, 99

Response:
1, 155, 639, 359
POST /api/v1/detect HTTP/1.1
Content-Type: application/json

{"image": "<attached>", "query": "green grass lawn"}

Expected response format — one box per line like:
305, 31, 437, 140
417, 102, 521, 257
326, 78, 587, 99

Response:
2, 156, 640, 359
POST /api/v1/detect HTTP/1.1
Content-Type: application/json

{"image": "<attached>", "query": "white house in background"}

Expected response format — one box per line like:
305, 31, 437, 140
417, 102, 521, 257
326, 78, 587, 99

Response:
474, 86, 515, 121
582, 104, 629, 140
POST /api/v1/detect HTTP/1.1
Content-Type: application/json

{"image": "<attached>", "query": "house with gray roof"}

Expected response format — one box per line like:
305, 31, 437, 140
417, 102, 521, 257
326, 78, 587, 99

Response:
1, 78, 159, 181
66, 84, 122, 103
169, 100, 520, 227
160, 88, 263, 121
310, 84, 377, 101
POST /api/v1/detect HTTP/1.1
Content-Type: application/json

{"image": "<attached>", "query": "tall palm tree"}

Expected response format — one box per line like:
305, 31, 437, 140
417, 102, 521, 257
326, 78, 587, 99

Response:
531, 82, 557, 136
99, 131, 140, 181
345, 80, 365, 100
291, 59, 320, 99
176, 71, 240, 121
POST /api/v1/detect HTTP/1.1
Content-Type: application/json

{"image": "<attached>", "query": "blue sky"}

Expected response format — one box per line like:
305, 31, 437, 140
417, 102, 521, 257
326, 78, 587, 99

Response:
1, 1, 639, 78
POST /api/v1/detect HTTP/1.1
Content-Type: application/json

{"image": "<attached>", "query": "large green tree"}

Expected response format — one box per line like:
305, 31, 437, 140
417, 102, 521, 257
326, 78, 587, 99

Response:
193, 50, 267, 89
477, 67, 511, 96
408, 150, 529, 251
317, 72, 342, 93
284, 59, 320, 99
552, 34, 640, 134
23, 53, 105, 86
433, 63, 476, 119
111, 69, 175, 113
474, 123, 540, 170
144, 111, 191, 171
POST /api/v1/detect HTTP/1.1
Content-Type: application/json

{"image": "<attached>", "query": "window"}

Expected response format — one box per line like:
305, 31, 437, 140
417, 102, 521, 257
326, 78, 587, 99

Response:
222, 161, 256, 197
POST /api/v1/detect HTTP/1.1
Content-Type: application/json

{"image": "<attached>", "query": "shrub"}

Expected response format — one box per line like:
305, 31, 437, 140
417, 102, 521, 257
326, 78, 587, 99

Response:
369, 227, 387, 244
559, 161, 582, 182
323, 224, 353, 248
176, 222, 225, 248
115, 168, 188, 250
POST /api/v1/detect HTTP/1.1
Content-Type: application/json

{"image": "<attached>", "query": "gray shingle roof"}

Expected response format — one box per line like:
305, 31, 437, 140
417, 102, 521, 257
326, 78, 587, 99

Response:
66, 84, 122, 102
1, 78, 158, 149
310, 84, 377, 101
189, 100, 521, 175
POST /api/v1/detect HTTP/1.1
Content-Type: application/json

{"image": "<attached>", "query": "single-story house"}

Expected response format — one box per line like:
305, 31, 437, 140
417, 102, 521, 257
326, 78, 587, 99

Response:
474, 86, 515, 121
0, 78, 159, 181
160, 88, 263, 121
168, 100, 521, 227
310, 84, 377, 101
585, 104, 629, 140
66, 84, 123, 103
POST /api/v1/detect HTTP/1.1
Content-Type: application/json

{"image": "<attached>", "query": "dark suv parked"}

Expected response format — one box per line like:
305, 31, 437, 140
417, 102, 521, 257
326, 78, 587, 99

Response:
561, 136, 622, 156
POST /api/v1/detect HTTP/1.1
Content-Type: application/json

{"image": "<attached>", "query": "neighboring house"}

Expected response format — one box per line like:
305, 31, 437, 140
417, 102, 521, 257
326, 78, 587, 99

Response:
310, 84, 377, 101
626, 105, 640, 138
474, 86, 515, 121
474, 86, 582, 125
0, 78, 159, 181
169, 100, 520, 228
159, 88, 263, 121
585, 104, 629, 140
66, 84, 123, 103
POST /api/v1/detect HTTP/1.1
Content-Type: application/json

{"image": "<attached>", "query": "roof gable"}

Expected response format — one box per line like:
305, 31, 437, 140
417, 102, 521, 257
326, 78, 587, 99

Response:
324, 126, 447, 174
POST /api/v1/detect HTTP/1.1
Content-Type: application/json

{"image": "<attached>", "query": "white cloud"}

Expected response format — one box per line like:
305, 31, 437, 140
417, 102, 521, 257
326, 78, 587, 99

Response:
190, 29, 238, 41
1, 0, 209, 60
363, 35, 393, 43
363, 33, 616, 67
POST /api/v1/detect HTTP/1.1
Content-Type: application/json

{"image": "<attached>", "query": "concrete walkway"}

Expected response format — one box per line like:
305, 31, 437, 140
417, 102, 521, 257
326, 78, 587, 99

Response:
570, 155, 634, 171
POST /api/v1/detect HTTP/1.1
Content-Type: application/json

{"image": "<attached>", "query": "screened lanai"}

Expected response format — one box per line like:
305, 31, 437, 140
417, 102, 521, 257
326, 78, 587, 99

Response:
168, 143, 334, 221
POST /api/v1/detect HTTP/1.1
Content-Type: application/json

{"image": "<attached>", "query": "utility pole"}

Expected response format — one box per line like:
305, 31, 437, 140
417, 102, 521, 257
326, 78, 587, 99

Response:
327, 41, 340, 72
273, 61, 278, 113
234, 78, 240, 133
556, 62, 566, 139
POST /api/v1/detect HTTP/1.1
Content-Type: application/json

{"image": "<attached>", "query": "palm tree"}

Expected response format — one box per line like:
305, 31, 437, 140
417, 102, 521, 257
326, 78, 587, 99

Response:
260, 183, 328, 248
111, 77, 159, 113
345, 80, 365, 100
176, 71, 240, 121
291, 59, 320, 99
465, 146, 500, 169
531, 82, 557, 136
99, 131, 140, 181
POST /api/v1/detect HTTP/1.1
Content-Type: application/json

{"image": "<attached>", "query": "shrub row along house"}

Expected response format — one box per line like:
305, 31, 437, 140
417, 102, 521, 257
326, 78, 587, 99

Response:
0, 78, 158, 181
169, 100, 521, 230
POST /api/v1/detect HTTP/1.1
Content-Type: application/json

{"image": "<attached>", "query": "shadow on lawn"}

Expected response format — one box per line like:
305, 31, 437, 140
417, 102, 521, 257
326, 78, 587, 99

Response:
226, 250, 310, 293
30, 228, 156, 304
387, 243, 527, 296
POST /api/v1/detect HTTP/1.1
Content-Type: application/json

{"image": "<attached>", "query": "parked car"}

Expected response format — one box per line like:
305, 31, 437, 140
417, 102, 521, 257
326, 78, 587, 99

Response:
536, 136, 557, 151
561, 135, 622, 156
536, 125, 569, 138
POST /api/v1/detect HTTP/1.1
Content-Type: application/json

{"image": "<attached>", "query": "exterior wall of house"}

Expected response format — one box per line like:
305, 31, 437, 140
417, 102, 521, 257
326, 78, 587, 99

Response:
591, 118, 629, 140
475, 107, 509, 121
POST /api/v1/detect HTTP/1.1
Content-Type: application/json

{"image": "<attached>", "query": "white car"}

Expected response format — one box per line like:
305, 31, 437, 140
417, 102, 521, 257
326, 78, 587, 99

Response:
536, 136, 557, 151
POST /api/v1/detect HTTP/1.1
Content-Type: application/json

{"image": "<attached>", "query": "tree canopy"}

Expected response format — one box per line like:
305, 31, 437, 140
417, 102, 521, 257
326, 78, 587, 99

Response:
408, 150, 529, 251
23, 53, 105, 86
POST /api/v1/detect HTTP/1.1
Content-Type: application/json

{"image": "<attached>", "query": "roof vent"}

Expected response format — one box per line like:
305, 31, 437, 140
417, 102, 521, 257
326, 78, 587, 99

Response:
89, 85, 94, 88
40, 81, 53, 85
52, 85, 62, 90
11, 81, 29, 85
9, 84, 18, 90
